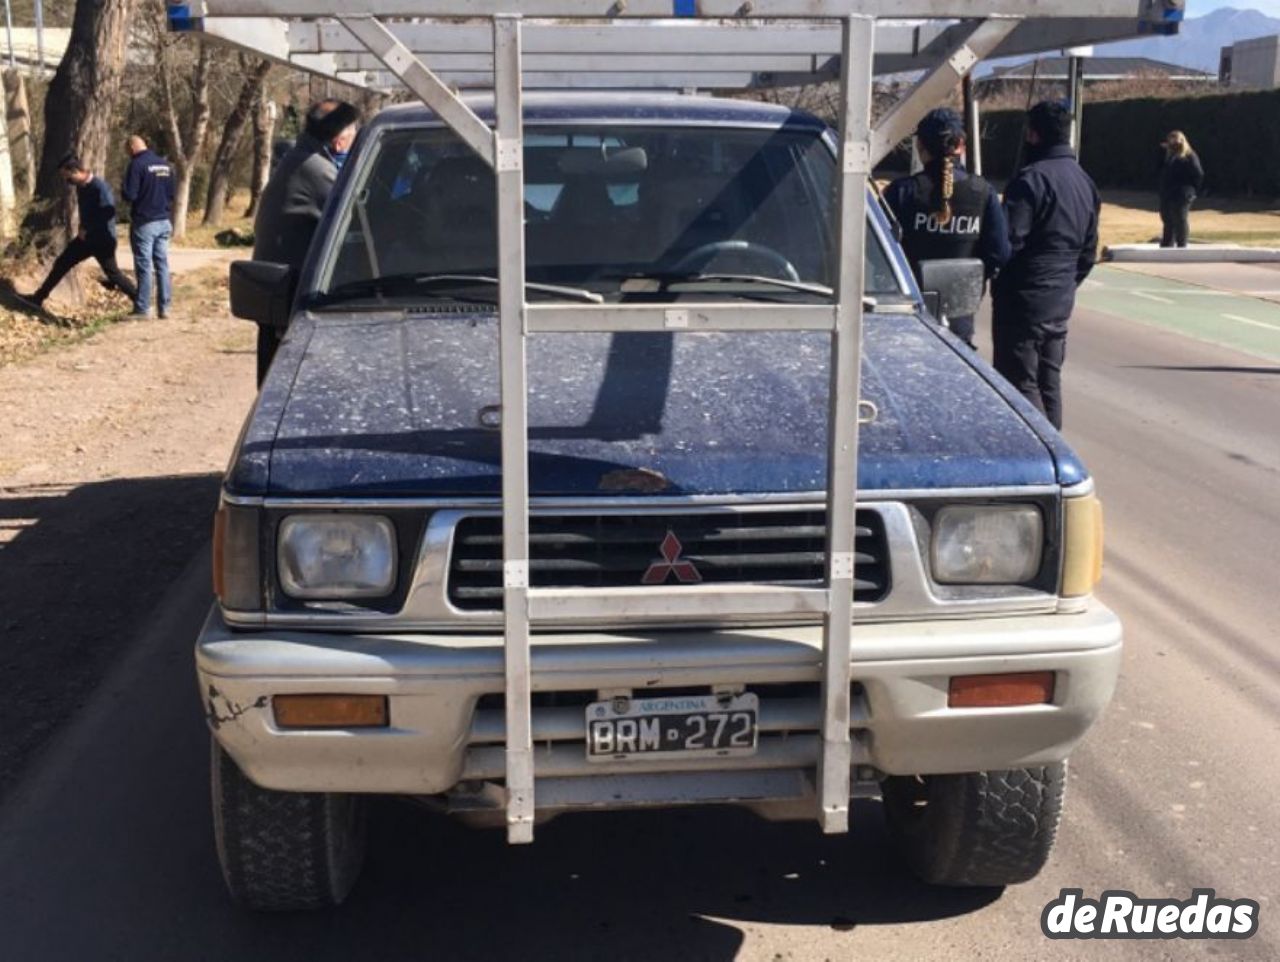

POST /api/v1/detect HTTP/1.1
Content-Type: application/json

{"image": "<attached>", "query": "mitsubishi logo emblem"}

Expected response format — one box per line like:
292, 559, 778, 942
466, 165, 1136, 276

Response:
642, 530, 702, 585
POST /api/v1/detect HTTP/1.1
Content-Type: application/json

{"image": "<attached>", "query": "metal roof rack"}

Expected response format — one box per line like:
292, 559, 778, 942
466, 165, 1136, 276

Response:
171, 0, 1184, 844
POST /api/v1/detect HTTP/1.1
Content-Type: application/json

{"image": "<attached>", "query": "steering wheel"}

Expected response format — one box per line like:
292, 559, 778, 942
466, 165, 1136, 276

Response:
669, 240, 801, 283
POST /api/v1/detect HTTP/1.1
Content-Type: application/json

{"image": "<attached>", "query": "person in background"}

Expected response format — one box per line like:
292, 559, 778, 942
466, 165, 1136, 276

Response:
19, 154, 140, 314
883, 108, 1009, 349
992, 101, 1100, 431
1158, 130, 1204, 249
122, 135, 176, 318
252, 98, 359, 383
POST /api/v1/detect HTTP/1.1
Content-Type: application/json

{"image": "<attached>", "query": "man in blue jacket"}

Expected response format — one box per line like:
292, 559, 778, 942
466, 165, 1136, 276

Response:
992, 101, 1100, 431
122, 135, 176, 318
21, 154, 139, 312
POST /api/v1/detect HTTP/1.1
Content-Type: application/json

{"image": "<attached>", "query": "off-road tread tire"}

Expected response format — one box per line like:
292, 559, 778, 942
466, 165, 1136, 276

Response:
883, 762, 1067, 888
211, 738, 366, 911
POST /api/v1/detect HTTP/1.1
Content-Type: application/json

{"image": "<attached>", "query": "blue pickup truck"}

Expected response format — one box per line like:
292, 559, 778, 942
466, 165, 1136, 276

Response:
208, 93, 1118, 910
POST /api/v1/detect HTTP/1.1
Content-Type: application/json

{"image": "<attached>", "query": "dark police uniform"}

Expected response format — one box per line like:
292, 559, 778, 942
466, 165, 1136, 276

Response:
992, 143, 1100, 430
883, 165, 1009, 347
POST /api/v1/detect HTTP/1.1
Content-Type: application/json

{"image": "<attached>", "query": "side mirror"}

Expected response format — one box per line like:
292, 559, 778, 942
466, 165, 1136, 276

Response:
918, 258, 985, 322
229, 261, 296, 331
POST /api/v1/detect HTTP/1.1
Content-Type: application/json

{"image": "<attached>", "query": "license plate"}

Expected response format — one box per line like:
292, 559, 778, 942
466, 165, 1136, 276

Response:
585, 693, 759, 762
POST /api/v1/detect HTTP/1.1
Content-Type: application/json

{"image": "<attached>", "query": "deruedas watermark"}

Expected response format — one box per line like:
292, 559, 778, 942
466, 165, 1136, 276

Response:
1041, 889, 1260, 940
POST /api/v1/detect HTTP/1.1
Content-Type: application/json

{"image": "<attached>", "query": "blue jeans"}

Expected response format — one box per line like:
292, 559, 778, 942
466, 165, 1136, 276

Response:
130, 219, 172, 314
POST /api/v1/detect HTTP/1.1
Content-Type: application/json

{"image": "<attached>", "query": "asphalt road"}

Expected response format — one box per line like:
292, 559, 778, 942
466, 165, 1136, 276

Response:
1, 276, 1277, 961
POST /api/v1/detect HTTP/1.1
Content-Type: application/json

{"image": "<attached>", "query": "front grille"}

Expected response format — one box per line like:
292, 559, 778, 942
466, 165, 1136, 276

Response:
447, 509, 890, 612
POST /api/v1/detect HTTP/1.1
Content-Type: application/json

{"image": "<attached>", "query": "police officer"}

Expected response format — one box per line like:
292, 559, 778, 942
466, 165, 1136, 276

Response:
884, 108, 1009, 348
992, 101, 1100, 431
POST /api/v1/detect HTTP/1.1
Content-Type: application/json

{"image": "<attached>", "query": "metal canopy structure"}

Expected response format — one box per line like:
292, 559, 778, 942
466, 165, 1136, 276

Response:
171, 0, 1184, 844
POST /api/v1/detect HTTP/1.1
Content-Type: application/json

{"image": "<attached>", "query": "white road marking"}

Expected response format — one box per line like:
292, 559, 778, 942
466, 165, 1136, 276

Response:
1131, 290, 1174, 305
1221, 312, 1280, 332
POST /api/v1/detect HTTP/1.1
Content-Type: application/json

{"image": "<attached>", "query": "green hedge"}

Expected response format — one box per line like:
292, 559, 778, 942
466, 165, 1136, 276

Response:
978, 89, 1280, 198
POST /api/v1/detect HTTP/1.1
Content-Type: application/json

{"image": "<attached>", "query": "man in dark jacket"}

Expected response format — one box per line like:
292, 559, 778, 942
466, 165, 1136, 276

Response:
884, 108, 1009, 348
21, 154, 139, 312
992, 101, 1100, 430
122, 135, 176, 317
251, 98, 359, 381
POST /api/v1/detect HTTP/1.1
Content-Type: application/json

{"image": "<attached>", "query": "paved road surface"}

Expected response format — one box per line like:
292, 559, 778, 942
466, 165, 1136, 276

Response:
0, 282, 1277, 960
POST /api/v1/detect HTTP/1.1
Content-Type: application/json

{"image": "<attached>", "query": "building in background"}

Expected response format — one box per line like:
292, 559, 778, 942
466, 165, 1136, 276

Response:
979, 56, 1215, 96
1220, 35, 1280, 88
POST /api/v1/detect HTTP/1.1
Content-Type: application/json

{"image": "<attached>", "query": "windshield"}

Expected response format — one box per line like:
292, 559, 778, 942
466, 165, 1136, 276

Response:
320, 124, 903, 303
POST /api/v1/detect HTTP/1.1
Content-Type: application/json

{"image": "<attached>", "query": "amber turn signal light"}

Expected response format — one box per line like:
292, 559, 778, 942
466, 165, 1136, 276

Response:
273, 694, 389, 729
948, 672, 1055, 709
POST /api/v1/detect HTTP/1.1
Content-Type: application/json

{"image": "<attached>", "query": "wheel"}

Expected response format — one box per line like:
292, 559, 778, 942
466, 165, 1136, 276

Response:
881, 762, 1067, 887
211, 737, 366, 911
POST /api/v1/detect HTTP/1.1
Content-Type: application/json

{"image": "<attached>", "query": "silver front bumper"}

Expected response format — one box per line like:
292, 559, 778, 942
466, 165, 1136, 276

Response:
197, 602, 1121, 804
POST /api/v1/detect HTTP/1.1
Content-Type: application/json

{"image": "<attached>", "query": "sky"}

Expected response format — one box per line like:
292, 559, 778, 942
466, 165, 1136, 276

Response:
1188, 0, 1280, 15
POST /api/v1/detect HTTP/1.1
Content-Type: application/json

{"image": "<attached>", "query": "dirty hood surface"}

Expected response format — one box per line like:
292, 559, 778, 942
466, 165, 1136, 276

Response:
234, 311, 1060, 497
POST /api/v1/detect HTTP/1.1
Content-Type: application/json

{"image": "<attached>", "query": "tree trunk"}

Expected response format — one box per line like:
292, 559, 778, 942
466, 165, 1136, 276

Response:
3, 70, 35, 201
203, 56, 270, 228
21, 0, 136, 251
245, 87, 276, 219
158, 30, 212, 240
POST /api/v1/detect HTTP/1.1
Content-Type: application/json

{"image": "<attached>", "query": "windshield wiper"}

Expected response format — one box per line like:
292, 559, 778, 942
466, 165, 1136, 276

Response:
619, 272, 833, 298
415, 274, 603, 304
310, 272, 603, 308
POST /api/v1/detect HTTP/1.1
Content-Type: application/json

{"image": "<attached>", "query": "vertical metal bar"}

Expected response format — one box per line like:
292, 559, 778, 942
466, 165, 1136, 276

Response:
4, 0, 14, 70
33, 0, 41, 71
817, 14, 873, 836
962, 72, 982, 176
494, 13, 535, 846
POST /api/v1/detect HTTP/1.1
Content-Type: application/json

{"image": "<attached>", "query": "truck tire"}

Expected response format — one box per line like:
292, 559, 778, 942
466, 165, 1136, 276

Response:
881, 762, 1066, 887
211, 738, 366, 911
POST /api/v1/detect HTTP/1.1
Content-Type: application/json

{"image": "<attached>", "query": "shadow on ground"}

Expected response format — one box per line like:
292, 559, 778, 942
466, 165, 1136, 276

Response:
0, 473, 221, 798
0, 473, 1001, 961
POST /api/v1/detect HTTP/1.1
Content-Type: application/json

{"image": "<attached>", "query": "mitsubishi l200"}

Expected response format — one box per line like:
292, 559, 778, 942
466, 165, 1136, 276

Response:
211, 94, 1117, 910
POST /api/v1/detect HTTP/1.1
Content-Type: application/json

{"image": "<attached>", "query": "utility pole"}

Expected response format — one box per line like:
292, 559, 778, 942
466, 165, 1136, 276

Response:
34, 0, 44, 72
4, 0, 14, 69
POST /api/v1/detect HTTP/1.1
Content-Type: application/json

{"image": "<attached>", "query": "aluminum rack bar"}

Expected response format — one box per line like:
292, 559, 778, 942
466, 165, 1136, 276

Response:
189, 1, 1183, 22
525, 304, 839, 334
815, 13, 872, 836
527, 585, 831, 623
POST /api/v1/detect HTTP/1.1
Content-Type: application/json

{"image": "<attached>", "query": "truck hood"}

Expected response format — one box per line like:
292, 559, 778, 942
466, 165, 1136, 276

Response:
231, 310, 1068, 497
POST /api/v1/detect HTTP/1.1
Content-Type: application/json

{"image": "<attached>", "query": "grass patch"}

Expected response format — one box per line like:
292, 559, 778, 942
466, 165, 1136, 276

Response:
174, 189, 256, 250
1099, 189, 1280, 250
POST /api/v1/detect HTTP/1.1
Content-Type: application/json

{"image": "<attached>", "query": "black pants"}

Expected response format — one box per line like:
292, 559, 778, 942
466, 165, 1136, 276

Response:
1160, 198, 1192, 248
34, 236, 138, 304
993, 324, 1068, 430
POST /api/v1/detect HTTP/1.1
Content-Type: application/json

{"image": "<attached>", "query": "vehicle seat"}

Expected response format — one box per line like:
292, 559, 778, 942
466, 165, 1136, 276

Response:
418, 156, 498, 274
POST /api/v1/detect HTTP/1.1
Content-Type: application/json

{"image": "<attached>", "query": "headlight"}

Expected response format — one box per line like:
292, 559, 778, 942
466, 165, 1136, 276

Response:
931, 505, 1043, 584
277, 514, 397, 599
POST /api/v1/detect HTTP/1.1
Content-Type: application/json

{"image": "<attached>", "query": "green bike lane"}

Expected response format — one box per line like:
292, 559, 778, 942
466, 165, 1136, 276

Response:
1079, 265, 1280, 363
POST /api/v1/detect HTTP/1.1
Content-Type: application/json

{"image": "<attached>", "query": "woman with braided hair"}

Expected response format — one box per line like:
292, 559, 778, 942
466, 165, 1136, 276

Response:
883, 108, 1009, 348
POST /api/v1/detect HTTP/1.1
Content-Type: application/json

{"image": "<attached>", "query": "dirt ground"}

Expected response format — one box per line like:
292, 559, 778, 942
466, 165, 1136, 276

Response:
0, 256, 257, 799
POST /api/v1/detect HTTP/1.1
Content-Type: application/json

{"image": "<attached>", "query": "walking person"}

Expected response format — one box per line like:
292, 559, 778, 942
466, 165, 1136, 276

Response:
883, 108, 1009, 348
1158, 130, 1203, 249
992, 101, 1100, 430
122, 135, 176, 317
19, 154, 139, 313
252, 98, 359, 382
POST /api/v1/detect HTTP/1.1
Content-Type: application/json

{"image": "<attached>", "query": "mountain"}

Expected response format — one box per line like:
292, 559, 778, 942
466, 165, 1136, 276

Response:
1095, 7, 1280, 73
